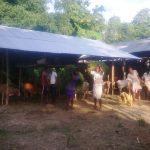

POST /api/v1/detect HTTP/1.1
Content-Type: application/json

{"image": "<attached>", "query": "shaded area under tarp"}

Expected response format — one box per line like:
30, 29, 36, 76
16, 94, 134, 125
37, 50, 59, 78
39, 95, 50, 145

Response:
0, 49, 79, 66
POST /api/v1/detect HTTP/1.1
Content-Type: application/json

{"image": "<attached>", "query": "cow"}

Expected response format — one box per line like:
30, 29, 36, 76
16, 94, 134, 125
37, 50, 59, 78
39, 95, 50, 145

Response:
103, 81, 111, 95
82, 81, 90, 99
22, 83, 40, 99
0, 84, 19, 105
116, 80, 129, 93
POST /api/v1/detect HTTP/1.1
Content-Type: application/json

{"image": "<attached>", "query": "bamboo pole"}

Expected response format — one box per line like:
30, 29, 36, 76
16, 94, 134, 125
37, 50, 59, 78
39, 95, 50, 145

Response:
0, 55, 4, 83
18, 68, 22, 96
111, 64, 115, 95
122, 60, 126, 80
6, 50, 9, 105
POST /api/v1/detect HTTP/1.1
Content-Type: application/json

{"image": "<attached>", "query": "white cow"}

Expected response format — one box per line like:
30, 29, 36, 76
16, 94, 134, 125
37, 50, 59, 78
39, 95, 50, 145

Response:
116, 80, 129, 93
142, 72, 150, 91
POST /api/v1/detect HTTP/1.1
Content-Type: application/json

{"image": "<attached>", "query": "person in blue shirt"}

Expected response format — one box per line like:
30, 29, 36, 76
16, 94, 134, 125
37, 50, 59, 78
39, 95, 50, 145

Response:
66, 71, 79, 109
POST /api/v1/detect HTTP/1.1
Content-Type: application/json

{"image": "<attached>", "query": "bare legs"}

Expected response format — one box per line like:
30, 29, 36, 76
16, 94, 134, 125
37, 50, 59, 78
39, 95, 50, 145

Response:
99, 99, 102, 109
94, 98, 102, 110
67, 98, 74, 109
133, 90, 141, 105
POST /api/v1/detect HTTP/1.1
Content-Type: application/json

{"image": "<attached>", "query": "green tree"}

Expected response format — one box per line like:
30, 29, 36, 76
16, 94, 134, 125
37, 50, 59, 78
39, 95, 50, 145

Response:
105, 16, 122, 43
53, 0, 105, 39
132, 8, 150, 39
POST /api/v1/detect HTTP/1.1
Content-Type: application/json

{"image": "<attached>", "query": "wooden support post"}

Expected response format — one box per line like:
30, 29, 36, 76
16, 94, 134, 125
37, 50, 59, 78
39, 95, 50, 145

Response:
122, 60, 126, 80
0, 54, 4, 83
6, 50, 9, 105
111, 64, 115, 95
19, 68, 22, 96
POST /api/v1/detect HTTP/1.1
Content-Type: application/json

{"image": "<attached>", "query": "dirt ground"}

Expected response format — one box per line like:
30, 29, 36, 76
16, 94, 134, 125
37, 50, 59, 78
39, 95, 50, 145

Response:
0, 95, 150, 150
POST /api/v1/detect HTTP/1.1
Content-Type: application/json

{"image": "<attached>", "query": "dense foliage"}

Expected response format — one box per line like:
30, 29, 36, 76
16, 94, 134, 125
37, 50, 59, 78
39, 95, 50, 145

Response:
0, 0, 150, 43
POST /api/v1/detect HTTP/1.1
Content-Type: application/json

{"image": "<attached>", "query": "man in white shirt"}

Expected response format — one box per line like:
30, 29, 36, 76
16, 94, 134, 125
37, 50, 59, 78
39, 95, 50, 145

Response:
50, 68, 57, 104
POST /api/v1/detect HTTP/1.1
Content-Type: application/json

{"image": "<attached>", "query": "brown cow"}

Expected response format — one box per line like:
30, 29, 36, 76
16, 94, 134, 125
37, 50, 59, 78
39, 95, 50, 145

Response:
22, 83, 40, 99
0, 84, 19, 105
103, 81, 111, 95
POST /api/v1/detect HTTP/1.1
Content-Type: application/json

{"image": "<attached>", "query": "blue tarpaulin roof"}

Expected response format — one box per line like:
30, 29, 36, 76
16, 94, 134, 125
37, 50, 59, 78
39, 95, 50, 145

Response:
0, 25, 138, 59
114, 38, 150, 57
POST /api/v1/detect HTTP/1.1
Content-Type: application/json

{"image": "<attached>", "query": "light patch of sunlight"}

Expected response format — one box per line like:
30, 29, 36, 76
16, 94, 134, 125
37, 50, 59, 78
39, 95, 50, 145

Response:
84, 100, 93, 105
73, 102, 93, 113
103, 104, 150, 124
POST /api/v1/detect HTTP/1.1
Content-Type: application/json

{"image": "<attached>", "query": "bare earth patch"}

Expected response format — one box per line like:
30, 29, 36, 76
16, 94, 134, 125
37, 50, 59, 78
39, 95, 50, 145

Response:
0, 96, 150, 150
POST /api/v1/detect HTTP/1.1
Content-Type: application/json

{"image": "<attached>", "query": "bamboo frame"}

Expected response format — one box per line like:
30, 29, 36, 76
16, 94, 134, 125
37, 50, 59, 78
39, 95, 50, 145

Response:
111, 64, 115, 95
0, 54, 4, 83
122, 60, 126, 80
6, 50, 9, 105
19, 68, 22, 96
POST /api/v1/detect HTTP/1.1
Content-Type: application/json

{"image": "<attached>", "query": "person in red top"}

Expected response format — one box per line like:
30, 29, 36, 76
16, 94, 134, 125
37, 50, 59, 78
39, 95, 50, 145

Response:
41, 67, 49, 104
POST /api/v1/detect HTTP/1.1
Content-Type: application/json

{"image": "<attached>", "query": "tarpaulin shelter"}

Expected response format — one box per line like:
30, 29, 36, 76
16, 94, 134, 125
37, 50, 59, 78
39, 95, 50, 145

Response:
114, 38, 150, 57
113, 38, 150, 76
0, 25, 138, 104
0, 25, 138, 61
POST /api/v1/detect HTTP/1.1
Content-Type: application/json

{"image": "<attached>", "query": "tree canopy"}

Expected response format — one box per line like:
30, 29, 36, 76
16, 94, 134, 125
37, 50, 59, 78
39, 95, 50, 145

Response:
0, 0, 150, 43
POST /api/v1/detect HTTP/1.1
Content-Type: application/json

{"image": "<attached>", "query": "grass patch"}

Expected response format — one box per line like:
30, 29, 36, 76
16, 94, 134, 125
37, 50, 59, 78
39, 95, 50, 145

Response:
15, 128, 35, 135
138, 118, 146, 127
117, 122, 124, 128
43, 125, 79, 147
0, 129, 9, 139
66, 134, 78, 148
43, 125, 71, 134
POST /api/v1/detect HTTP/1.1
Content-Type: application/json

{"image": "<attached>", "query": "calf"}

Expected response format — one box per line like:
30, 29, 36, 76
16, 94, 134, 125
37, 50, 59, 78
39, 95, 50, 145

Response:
82, 81, 90, 99
116, 80, 129, 93
22, 83, 40, 99
103, 81, 111, 95
0, 84, 19, 105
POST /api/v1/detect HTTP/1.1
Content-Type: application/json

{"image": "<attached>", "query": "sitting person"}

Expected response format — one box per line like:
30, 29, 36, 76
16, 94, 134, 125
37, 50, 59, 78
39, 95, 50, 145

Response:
127, 67, 142, 104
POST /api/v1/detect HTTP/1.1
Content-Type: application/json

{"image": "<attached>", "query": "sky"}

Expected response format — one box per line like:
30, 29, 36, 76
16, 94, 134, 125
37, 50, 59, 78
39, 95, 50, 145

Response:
47, 0, 150, 22
89, 0, 150, 22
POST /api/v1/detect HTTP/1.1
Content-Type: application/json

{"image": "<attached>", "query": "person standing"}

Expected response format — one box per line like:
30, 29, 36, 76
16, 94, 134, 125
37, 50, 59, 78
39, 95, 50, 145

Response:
49, 68, 57, 104
142, 71, 150, 99
41, 67, 49, 104
66, 71, 79, 109
91, 65, 104, 110
127, 67, 142, 104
